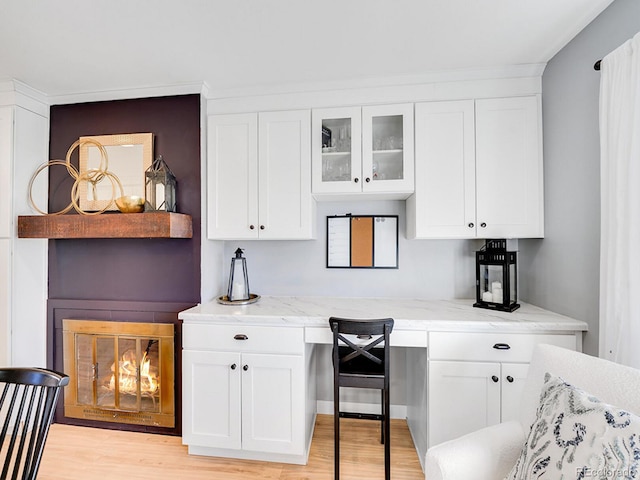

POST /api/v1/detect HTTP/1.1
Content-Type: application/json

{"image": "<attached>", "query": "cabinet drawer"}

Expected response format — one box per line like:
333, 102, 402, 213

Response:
429, 332, 578, 363
183, 324, 304, 354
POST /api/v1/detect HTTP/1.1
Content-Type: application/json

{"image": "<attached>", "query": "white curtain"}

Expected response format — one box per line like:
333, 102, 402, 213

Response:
599, 32, 640, 367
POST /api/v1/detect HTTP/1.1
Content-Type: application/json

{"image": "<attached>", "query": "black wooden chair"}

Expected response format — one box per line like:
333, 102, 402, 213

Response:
329, 317, 394, 480
0, 367, 69, 480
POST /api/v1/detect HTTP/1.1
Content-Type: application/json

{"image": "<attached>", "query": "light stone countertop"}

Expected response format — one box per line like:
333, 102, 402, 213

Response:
178, 296, 588, 334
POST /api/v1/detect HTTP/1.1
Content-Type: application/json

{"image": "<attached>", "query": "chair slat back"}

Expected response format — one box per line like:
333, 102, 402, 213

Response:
329, 317, 394, 374
0, 368, 69, 480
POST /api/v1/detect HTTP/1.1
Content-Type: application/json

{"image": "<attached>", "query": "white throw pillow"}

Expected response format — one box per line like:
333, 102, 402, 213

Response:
505, 373, 640, 479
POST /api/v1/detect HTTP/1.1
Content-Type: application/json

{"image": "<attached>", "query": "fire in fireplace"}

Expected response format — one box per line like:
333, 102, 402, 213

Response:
62, 319, 175, 428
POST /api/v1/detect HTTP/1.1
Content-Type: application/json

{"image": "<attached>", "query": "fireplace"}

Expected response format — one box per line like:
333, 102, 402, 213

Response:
62, 319, 175, 428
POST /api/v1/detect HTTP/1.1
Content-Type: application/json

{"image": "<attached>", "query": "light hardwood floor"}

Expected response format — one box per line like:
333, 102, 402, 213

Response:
38, 415, 424, 479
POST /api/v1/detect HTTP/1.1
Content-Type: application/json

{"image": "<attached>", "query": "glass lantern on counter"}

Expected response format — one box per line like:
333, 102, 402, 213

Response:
227, 248, 250, 302
145, 155, 177, 212
473, 239, 520, 312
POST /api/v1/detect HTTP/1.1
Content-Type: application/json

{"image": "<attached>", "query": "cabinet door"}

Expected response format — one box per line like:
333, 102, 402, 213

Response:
0, 107, 12, 239
475, 96, 543, 238
311, 107, 362, 194
409, 100, 476, 239
0, 239, 9, 365
362, 103, 414, 195
207, 113, 259, 239
241, 353, 305, 455
501, 362, 529, 423
258, 110, 314, 239
428, 360, 500, 448
182, 350, 242, 450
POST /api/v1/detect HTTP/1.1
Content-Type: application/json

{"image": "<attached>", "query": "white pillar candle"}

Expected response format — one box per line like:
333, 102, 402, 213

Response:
491, 281, 502, 292
482, 291, 493, 302
493, 288, 503, 303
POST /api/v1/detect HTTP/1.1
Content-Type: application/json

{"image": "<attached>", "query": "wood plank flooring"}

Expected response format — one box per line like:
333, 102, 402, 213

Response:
38, 415, 423, 480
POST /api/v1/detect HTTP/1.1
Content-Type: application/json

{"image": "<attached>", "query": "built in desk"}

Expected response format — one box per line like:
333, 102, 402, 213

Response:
179, 296, 588, 472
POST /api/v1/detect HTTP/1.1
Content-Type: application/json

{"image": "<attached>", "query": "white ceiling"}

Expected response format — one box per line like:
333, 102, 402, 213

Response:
0, 0, 615, 102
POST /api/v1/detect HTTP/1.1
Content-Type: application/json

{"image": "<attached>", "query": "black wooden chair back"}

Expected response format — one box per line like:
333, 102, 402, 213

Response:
0, 368, 69, 480
329, 317, 394, 480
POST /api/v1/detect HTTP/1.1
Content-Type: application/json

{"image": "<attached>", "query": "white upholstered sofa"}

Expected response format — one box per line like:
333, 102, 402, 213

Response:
424, 343, 640, 480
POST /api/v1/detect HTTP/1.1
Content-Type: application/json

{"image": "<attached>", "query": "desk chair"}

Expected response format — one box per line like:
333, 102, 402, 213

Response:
0, 367, 69, 480
329, 317, 394, 480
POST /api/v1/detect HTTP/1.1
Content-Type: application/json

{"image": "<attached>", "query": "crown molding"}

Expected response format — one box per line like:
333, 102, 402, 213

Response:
0, 79, 49, 116
205, 64, 547, 100
47, 82, 206, 105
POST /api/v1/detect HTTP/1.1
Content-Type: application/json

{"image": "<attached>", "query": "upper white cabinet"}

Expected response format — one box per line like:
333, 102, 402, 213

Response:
312, 103, 414, 199
207, 110, 315, 240
408, 96, 543, 239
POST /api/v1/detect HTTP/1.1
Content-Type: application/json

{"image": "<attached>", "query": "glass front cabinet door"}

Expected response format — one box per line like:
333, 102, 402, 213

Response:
312, 104, 414, 197
312, 107, 362, 194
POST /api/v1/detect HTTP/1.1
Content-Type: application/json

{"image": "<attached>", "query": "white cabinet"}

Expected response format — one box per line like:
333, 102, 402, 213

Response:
183, 350, 305, 455
182, 323, 315, 464
408, 96, 543, 239
428, 360, 528, 447
207, 110, 315, 240
312, 103, 414, 198
426, 331, 578, 449
0, 91, 48, 367
0, 107, 12, 238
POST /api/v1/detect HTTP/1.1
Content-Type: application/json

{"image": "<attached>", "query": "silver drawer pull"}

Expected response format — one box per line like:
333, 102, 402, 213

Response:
234, 334, 248, 340
492, 343, 511, 350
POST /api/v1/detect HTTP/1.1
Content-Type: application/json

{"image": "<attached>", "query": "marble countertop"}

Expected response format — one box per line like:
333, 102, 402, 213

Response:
178, 296, 588, 333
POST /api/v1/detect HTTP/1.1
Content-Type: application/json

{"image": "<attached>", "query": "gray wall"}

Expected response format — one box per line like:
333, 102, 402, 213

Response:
219, 200, 480, 302
520, 0, 640, 356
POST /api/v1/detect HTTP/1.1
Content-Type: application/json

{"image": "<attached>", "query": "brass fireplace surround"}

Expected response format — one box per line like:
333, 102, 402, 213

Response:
63, 319, 175, 428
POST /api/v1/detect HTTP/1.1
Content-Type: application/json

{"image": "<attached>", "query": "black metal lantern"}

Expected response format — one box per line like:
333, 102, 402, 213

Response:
473, 239, 520, 312
145, 155, 177, 212
227, 248, 250, 302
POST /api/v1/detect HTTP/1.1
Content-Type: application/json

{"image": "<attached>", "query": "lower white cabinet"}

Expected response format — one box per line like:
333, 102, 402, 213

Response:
426, 331, 579, 449
428, 360, 528, 447
182, 324, 316, 464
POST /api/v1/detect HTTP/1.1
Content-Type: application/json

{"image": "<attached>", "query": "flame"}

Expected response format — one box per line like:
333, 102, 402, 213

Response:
109, 349, 159, 396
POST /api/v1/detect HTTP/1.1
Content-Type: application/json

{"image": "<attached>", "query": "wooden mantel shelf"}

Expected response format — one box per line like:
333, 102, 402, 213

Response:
18, 212, 192, 239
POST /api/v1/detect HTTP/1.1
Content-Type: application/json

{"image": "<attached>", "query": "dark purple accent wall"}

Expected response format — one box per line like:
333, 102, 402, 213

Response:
47, 95, 202, 435
47, 95, 201, 302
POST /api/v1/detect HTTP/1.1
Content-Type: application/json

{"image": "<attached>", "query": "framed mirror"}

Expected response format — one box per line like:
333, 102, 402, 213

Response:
327, 215, 398, 268
78, 133, 153, 211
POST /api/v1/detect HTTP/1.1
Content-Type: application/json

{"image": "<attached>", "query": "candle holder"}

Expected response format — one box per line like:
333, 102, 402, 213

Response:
145, 155, 177, 212
473, 239, 520, 312
216, 248, 260, 305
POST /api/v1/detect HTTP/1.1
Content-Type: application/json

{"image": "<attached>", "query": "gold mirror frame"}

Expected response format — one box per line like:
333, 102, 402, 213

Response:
78, 133, 153, 211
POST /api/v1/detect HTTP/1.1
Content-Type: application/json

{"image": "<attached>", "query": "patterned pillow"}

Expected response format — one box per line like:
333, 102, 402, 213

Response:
505, 373, 640, 480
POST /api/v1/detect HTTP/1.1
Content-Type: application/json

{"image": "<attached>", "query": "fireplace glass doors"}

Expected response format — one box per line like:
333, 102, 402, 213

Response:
63, 319, 175, 428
